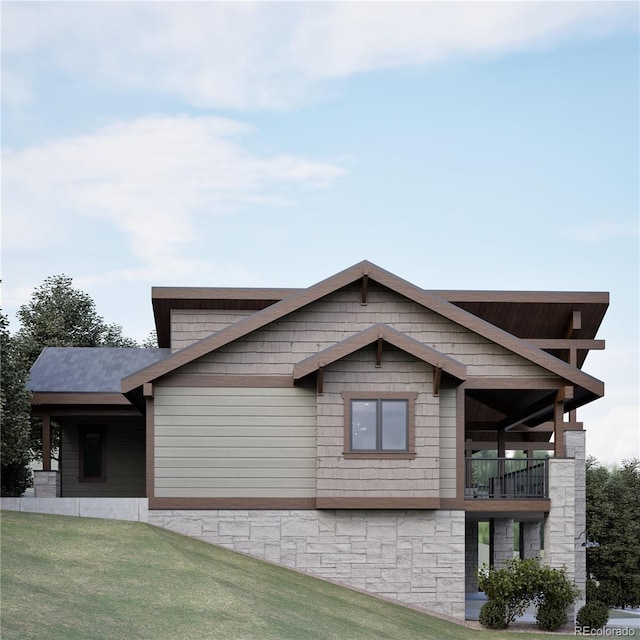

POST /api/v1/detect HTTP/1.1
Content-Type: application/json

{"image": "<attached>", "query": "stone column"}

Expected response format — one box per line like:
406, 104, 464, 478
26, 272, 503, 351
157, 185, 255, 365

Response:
566, 430, 587, 607
33, 470, 61, 497
492, 518, 514, 568
465, 520, 479, 592
521, 521, 542, 559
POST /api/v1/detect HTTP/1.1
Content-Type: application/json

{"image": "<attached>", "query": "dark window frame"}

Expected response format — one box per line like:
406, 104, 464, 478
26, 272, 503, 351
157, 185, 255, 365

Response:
342, 392, 417, 459
78, 426, 108, 482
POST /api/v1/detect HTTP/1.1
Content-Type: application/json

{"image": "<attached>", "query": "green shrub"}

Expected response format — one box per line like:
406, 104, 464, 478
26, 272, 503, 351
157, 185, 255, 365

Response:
477, 558, 580, 631
478, 600, 508, 629
576, 601, 609, 630
536, 602, 568, 631
533, 564, 580, 631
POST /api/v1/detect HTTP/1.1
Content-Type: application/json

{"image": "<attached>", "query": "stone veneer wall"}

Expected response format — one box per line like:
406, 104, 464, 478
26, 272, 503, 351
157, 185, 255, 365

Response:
147, 508, 466, 619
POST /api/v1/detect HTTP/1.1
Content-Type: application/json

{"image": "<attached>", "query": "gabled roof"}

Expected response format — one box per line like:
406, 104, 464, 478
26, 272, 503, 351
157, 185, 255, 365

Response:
28, 347, 172, 393
293, 323, 467, 380
122, 260, 604, 397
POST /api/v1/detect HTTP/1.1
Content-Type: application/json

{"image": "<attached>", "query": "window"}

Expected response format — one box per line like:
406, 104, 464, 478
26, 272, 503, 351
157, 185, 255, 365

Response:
343, 392, 416, 458
79, 427, 107, 481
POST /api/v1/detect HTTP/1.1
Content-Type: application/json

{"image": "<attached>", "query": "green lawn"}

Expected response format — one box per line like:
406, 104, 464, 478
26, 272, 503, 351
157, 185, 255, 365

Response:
1, 510, 566, 640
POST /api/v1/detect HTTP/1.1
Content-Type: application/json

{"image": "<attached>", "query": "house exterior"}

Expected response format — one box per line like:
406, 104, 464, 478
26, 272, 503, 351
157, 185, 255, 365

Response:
13, 261, 609, 620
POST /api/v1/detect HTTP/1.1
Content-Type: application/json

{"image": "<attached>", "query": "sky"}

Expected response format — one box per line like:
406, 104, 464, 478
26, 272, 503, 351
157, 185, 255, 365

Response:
2, 1, 638, 467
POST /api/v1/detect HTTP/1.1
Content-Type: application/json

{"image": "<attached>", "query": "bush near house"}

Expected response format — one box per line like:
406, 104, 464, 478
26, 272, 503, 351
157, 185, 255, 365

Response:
576, 601, 610, 631
477, 558, 580, 631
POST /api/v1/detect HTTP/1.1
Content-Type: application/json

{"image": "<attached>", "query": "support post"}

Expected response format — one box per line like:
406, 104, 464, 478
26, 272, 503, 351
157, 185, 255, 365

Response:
42, 414, 52, 472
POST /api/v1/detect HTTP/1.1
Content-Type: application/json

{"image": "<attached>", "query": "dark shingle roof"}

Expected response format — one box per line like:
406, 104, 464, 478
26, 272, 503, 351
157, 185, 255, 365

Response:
26, 347, 173, 393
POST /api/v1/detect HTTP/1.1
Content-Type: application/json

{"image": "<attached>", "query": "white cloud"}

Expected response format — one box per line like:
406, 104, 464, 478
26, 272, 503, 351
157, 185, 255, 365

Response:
2, 2, 637, 111
2, 114, 345, 274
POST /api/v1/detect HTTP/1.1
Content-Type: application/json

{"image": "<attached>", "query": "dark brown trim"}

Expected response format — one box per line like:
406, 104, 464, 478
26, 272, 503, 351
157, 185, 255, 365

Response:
464, 499, 550, 513
342, 391, 417, 456
440, 498, 464, 510
149, 497, 316, 510
146, 397, 154, 499
152, 286, 302, 301
156, 374, 295, 388
123, 260, 604, 396
316, 497, 441, 509
456, 385, 466, 502
462, 377, 566, 390
528, 339, 605, 350
433, 366, 442, 396
31, 392, 131, 406
565, 310, 582, 338
42, 414, 51, 472
32, 407, 141, 417
293, 324, 467, 381
343, 453, 417, 460
361, 274, 368, 305
433, 291, 609, 304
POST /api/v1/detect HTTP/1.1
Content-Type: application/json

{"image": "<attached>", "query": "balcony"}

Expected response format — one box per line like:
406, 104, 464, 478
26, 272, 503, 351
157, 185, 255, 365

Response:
465, 457, 549, 499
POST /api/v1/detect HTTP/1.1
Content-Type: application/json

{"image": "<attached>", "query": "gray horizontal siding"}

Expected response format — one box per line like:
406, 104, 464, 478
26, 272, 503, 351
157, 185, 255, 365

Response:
154, 387, 316, 498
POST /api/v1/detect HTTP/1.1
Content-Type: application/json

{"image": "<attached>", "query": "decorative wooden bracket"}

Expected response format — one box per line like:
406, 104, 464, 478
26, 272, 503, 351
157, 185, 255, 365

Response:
376, 337, 383, 367
361, 273, 369, 305
433, 365, 442, 396
317, 366, 324, 396
143, 383, 154, 398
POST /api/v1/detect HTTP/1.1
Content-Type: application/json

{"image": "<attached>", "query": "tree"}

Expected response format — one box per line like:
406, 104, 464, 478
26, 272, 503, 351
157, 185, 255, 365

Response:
586, 456, 640, 608
0, 312, 32, 496
12, 275, 140, 465
141, 330, 158, 348
16, 275, 137, 366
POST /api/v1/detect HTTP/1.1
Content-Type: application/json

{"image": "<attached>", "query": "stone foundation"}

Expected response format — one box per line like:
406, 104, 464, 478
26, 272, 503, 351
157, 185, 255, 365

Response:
148, 508, 466, 619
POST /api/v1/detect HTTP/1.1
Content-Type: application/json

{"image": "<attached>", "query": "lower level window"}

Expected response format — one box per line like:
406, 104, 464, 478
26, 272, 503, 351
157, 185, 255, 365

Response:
351, 399, 408, 451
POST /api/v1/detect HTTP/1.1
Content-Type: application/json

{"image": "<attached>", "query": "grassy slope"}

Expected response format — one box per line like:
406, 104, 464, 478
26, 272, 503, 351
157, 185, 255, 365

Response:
1, 511, 563, 640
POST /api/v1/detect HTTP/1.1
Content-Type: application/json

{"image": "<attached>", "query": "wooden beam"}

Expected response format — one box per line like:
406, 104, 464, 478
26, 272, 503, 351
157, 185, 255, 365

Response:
501, 393, 557, 431
554, 391, 565, 457
361, 274, 368, 305
433, 365, 442, 396
528, 339, 605, 350
42, 414, 51, 472
143, 383, 153, 398
376, 338, 383, 368
565, 310, 582, 338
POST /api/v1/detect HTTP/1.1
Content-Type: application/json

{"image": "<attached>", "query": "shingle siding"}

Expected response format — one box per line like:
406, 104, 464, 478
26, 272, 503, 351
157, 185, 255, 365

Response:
171, 309, 255, 350
173, 283, 550, 378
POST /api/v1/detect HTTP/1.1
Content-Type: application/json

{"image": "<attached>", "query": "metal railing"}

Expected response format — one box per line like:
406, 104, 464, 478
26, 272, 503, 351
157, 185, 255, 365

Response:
465, 457, 549, 499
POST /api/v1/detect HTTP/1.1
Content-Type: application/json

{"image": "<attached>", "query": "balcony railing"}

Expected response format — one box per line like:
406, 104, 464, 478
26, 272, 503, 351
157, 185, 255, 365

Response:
465, 457, 549, 499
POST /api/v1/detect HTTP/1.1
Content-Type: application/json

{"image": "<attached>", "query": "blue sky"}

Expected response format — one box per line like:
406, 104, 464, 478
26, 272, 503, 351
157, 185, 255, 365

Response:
2, 2, 638, 465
